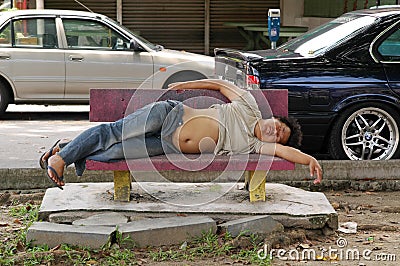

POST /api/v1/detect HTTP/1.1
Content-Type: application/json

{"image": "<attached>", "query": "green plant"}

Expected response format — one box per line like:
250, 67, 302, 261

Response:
64, 249, 93, 265
231, 248, 271, 265
0, 202, 43, 265
22, 251, 55, 266
190, 230, 234, 257
112, 230, 136, 248
1, 201, 277, 266
0, 254, 14, 266
149, 248, 189, 262
230, 233, 271, 266
105, 246, 137, 264
9, 203, 39, 224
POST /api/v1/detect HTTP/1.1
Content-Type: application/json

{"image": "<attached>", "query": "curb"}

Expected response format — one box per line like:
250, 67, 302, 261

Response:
1, 159, 400, 191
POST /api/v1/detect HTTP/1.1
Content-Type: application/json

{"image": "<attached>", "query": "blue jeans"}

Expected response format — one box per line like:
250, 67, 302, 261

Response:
58, 100, 183, 176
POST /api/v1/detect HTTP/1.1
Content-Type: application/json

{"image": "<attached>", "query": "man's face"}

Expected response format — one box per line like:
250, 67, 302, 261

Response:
259, 118, 291, 144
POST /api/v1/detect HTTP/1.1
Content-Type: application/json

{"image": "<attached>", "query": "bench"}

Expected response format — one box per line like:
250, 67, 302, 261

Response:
86, 88, 294, 202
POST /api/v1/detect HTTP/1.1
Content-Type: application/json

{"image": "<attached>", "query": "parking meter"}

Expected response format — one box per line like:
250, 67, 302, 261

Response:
268, 9, 280, 49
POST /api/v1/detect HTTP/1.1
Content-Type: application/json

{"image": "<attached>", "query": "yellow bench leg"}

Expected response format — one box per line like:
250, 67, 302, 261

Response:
113, 170, 131, 201
246, 171, 266, 202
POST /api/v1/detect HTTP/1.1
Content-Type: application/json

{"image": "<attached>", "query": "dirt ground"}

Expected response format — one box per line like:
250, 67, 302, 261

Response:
272, 190, 400, 266
0, 189, 399, 265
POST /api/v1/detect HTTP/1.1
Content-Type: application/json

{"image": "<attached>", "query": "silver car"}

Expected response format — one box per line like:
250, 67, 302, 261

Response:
0, 9, 214, 114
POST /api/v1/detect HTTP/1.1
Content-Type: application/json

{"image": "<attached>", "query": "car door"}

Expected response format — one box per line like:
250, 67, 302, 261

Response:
61, 17, 154, 99
0, 16, 65, 99
377, 24, 400, 96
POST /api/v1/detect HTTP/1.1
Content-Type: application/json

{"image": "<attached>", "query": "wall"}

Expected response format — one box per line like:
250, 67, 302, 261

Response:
44, 0, 280, 54
281, 0, 399, 30
280, 0, 332, 29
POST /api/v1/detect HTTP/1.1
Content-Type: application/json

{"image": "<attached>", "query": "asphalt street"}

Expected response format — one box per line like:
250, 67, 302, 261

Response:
0, 104, 95, 169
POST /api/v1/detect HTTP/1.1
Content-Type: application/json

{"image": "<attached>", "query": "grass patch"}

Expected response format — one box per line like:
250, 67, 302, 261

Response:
0, 201, 272, 265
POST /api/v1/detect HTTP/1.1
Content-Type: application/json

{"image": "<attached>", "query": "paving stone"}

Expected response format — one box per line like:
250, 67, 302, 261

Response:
38, 183, 337, 232
274, 213, 338, 230
27, 222, 115, 249
49, 211, 101, 223
118, 216, 216, 247
219, 215, 283, 237
72, 212, 128, 226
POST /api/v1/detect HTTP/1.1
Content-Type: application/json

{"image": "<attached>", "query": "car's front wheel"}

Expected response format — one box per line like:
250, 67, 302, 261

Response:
162, 71, 207, 89
0, 81, 10, 115
329, 103, 400, 160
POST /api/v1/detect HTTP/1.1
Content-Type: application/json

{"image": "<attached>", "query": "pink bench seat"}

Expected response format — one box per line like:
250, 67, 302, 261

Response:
87, 88, 294, 202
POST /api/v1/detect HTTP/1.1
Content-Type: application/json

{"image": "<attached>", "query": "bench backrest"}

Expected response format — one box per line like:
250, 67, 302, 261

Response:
90, 88, 288, 122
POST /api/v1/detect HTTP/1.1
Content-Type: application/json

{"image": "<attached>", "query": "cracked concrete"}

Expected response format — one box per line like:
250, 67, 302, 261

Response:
28, 182, 338, 248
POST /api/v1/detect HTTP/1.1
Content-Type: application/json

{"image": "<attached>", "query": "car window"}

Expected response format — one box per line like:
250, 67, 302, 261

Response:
378, 27, 400, 61
0, 18, 58, 48
0, 22, 11, 46
104, 16, 158, 50
279, 14, 377, 57
62, 18, 128, 50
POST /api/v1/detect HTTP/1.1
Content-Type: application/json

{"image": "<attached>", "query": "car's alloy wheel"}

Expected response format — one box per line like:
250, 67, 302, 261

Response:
329, 104, 400, 160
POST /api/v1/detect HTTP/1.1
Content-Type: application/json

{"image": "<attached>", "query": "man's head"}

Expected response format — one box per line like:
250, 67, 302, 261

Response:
256, 116, 302, 148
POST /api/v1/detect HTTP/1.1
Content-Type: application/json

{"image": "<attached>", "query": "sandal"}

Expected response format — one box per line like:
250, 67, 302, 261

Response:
46, 165, 64, 190
39, 139, 61, 169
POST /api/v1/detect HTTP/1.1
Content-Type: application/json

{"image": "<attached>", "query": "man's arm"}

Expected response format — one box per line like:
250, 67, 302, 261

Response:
259, 143, 323, 184
168, 79, 245, 102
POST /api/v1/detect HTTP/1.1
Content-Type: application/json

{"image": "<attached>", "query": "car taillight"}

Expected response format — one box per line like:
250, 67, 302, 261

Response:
247, 75, 260, 85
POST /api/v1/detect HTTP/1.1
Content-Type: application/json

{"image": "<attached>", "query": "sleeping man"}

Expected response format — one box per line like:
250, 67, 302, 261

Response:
40, 79, 322, 189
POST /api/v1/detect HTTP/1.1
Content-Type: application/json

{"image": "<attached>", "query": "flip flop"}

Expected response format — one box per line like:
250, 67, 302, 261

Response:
39, 139, 61, 169
46, 165, 64, 190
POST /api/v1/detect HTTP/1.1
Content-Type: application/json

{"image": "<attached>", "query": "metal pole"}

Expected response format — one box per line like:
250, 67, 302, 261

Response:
204, 0, 210, 55
117, 0, 122, 24
36, 0, 44, 9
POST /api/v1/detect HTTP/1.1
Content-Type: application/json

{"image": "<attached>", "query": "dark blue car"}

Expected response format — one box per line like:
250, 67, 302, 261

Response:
215, 7, 400, 160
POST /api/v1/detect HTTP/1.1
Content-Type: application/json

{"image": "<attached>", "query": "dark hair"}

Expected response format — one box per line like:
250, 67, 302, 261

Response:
276, 116, 303, 149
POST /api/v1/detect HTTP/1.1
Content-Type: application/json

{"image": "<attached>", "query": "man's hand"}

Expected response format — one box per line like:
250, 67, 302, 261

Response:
310, 157, 323, 184
261, 143, 324, 184
168, 82, 183, 89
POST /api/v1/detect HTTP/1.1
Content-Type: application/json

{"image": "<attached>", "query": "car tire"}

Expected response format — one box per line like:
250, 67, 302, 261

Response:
0, 81, 10, 115
162, 71, 207, 89
329, 103, 400, 160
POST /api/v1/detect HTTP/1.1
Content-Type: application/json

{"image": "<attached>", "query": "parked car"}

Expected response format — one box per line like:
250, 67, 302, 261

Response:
0, 9, 214, 114
215, 7, 400, 160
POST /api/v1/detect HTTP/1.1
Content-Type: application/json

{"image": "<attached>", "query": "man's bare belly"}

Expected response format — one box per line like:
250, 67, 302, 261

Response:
172, 105, 219, 153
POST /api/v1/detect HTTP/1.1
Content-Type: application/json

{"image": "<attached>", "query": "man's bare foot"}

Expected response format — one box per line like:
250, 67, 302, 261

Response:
47, 154, 66, 187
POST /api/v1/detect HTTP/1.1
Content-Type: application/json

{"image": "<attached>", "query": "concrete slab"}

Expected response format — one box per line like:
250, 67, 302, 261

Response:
119, 216, 216, 247
27, 222, 115, 249
219, 215, 284, 237
72, 212, 128, 226
38, 182, 337, 230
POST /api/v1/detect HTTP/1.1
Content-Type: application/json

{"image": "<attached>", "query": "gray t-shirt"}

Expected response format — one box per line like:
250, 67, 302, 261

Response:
211, 91, 264, 155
